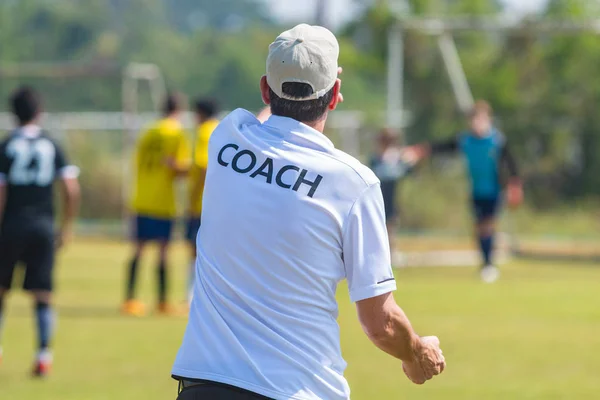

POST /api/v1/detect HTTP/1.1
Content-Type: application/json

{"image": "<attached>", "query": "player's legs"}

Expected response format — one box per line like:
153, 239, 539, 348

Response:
472, 197, 501, 282
126, 240, 146, 301
30, 290, 53, 377
122, 239, 147, 316
158, 240, 169, 306
123, 215, 151, 316
0, 224, 24, 363
22, 222, 55, 377
476, 217, 496, 267
154, 218, 176, 314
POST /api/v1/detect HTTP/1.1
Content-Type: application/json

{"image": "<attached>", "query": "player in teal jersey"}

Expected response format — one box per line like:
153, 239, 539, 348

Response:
407, 101, 523, 282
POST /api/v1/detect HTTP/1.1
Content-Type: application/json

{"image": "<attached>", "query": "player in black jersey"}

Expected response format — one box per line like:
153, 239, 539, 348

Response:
0, 87, 80, 377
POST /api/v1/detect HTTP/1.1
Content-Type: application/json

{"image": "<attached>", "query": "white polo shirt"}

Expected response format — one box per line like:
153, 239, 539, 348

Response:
172, 109, 396, 400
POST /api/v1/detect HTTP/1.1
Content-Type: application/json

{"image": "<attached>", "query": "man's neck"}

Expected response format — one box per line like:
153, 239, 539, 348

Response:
18, 123, 42, 138
302, 118, 327, 133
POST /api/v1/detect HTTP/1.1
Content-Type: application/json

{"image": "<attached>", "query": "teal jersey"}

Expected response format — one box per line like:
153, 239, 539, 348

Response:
431, 127, 518, 199
458, 128, 505, 198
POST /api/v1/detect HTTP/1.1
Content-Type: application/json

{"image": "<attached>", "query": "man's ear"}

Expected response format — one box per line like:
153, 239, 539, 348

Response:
260, 76, 271, 105
328, 80, 341, 111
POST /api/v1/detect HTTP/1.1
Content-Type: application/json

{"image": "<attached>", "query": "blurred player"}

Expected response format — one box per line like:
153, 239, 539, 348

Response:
185, 99, 220, 302
370, 128, 415, 251
123, 93, 190, 316
408, 101, 522, 282
0, 86, 81, 376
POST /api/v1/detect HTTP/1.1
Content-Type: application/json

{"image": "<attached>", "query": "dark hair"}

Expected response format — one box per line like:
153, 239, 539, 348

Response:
194, 98, 219, 119
269, 82, 334, 122
10, 86, 41, 125
163, 93, 185, 116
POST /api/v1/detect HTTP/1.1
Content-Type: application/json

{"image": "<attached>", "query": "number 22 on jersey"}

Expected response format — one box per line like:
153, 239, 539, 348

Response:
7, 138, 56, 186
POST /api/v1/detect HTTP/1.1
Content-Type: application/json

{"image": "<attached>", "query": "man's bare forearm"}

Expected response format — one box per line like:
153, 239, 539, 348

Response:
60, 178, 80, 232
358, 293, 420, 361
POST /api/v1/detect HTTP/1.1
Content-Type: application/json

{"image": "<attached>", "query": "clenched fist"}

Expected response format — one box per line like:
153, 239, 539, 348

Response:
402, 336, 446, 385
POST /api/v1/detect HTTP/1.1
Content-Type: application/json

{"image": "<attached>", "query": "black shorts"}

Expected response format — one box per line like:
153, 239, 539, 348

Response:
0, 218, 55, 291
472, 196, 502, 222
176, 379, 272, 400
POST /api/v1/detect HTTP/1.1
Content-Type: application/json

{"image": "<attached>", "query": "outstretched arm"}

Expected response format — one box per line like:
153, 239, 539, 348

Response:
402, 136, 459, 165
501, 144, 519, 179
501, 144, 523, 208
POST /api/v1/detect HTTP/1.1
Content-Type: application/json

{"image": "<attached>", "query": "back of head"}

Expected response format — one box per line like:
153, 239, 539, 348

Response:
163, 92, 185, 116
10, 86, 41, 126
469, 100, 492, 119
269, 83, 335, 122
378, 128, 399, 147
266, 24, 339, 123
195, 98, 219, 120
468, 100, 493, 136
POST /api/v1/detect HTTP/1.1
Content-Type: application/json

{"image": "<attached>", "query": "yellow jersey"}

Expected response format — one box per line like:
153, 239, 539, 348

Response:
131, 118, 191, 218
189, 119, 220, 216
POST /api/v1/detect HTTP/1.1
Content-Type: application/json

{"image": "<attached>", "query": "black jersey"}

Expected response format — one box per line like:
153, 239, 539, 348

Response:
0, 127, 75, 222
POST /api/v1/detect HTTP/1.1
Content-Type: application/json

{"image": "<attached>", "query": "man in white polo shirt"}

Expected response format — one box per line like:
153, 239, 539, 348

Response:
172, 24, 445, 400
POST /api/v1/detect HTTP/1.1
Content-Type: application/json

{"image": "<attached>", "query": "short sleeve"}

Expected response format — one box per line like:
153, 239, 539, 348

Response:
54, 142, 80, 179
343, 183, 396, 303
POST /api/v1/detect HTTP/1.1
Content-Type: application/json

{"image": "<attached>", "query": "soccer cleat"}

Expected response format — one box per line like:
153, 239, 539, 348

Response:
480, 265, 500, 283
156, 302, 187, 317
121, 299, 147, 317
32, 350, 52, 378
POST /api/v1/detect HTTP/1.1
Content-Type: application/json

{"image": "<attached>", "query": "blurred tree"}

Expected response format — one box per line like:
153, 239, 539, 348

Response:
2, 0, 600, 205
160, 0, 272, 32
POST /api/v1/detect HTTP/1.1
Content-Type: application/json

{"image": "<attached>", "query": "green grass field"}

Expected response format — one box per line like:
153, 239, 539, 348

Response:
1, 239, 599, 399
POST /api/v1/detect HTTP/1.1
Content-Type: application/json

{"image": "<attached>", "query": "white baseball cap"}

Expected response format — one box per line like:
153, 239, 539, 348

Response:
267, 24, 339, 101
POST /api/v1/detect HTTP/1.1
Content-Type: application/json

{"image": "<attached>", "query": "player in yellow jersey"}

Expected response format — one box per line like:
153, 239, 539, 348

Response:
123, 94, 191, 317
185, 99, 220, 302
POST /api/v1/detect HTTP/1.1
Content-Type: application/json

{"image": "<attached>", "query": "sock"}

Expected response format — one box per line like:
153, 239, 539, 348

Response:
158, 261, 167, 304
35, 302, 54, 352
479, 235, 494, 266
126, 257, 139, 301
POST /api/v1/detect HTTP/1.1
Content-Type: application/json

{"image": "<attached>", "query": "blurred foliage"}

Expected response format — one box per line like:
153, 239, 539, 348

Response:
1, 0, 600, 211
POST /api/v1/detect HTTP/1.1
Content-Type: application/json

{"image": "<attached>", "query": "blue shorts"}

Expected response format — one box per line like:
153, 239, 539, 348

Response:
185, 217, 201, 243
472, 197, 501, 222
133, 215, 174, 242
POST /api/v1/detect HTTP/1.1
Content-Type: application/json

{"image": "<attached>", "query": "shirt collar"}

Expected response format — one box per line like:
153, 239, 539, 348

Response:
16, 124, 42, 138
263, 115, 334, 151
